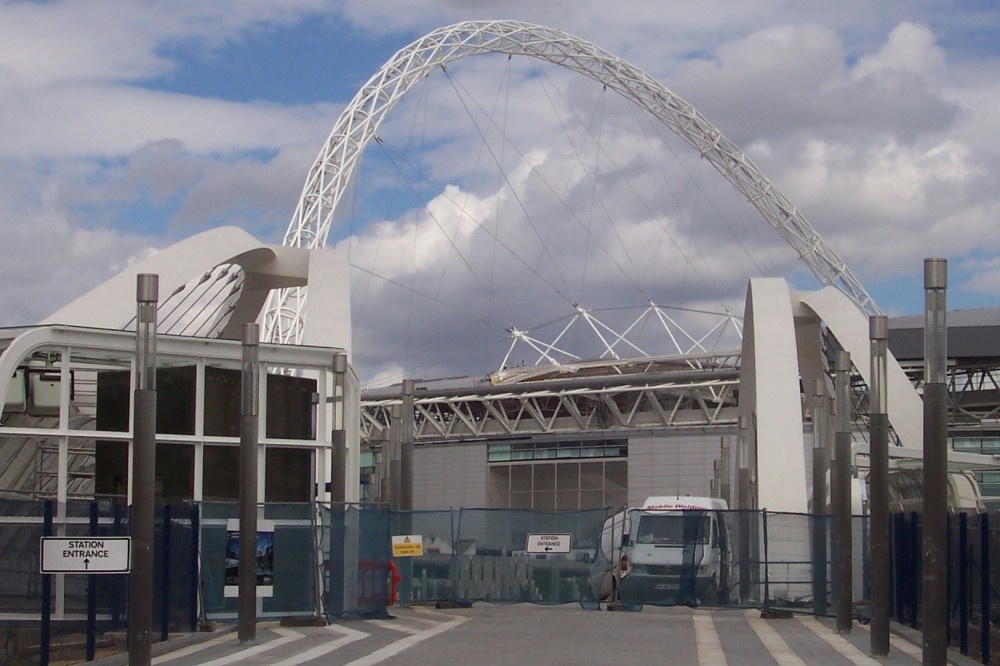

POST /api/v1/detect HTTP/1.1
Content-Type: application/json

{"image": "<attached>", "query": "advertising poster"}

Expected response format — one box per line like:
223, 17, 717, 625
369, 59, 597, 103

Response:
224, 518, 274, 598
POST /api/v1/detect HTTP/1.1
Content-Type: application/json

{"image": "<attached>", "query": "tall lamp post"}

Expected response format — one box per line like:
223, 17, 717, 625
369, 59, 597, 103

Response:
869, 315, 890, 655
922, 258, 948, 665
238, 323, 259, 643
833, 350, 853, 634
128, 274, 158, 666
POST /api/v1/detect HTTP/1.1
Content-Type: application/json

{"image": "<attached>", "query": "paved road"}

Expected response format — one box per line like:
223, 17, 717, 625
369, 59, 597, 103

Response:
92, 603, 979, 665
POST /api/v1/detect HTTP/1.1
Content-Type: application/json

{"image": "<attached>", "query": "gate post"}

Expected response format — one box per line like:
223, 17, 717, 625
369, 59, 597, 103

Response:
86, 501, 98, 661
41, 499, 53, 666
981, 511, 990, 664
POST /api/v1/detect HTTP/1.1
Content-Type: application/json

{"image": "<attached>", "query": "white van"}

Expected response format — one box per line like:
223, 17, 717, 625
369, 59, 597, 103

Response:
593, 496, 732, 605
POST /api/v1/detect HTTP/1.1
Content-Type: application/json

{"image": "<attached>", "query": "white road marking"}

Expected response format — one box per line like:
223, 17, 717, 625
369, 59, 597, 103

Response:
342, 614, 470, 666
268, 623, 370, 666
369, 619, 423, 634
186, 627, 304, 666
744, 610, 806, 666
693, 612, 727, 665
797, 616, 881, 664
152, 632, 238, 664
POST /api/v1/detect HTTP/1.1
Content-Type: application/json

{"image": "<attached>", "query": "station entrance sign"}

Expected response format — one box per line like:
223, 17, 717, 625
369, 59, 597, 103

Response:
40, 537, 131, 574
525, 533, 571, 554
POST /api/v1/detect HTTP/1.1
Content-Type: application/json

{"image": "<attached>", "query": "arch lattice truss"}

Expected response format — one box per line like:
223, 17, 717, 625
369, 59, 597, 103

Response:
264, 20, 878, 346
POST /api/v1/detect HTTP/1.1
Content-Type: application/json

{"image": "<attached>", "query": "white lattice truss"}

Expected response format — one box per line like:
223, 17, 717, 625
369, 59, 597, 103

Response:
265, 19, 879, 348
495, 302, 743, 382
361, 351, 740, 442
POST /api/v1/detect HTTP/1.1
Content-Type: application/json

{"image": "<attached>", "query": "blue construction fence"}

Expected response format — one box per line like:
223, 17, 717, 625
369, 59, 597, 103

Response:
891, 511, 1000, 664
6, 502, 1000, 664
0, 499, 197, 666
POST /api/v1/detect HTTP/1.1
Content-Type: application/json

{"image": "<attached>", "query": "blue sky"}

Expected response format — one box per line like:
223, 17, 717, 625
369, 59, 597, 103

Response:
2, 1, 1000, 382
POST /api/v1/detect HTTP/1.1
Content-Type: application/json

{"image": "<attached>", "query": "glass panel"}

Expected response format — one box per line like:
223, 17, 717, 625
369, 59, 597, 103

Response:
265, 374, 317, 440
580, 462, 603, 491
534, 463, 555, 491
606, 460, 628, 490
204, 365, 240, 437
510, 465, 532, 492
635, 514, 710, 545
557, 463, 579, 490
265, 447, 312, 502
203, 445, 239, 501
488, 466, 510, 508
487, 443, 512, 462
154, 366, 197, 435
509, 492, 532, 509
95, 439, 129, 503
157, 443, 194, 504
533, 491, 555, 510
580, 489, 605, 510
555, 490, 578, 510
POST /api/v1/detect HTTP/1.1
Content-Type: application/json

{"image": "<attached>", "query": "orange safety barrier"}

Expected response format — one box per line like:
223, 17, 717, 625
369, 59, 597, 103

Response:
387, 560, 403, 605
357, 558, 390, 608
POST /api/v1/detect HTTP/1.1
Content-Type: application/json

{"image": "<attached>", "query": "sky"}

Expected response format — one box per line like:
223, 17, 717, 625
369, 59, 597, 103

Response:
2, 1, 1000, 384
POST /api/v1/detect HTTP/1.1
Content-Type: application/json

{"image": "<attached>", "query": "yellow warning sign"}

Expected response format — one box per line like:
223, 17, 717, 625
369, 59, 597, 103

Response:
391, 534, 424, 557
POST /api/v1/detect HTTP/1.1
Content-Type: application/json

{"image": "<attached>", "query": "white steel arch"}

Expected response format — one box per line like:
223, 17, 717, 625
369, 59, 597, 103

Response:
264, 19, 879, 346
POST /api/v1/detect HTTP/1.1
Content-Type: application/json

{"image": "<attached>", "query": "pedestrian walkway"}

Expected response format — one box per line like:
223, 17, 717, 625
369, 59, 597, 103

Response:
86, 604, 982, 666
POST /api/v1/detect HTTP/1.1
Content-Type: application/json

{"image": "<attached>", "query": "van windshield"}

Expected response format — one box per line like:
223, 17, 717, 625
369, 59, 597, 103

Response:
635, 514, 711, 545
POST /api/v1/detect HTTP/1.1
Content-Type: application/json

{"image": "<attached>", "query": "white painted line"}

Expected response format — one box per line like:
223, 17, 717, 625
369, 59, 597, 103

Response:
369, 619, 423, 634
856, 620, 923, 659
797, 616, 881, 664
693, 612, 727, 665
194, 627, 303, 666
342, 615, 470, 666
269, 623, 370, 666
152, 632, 238, 664
744, 610, 806, 666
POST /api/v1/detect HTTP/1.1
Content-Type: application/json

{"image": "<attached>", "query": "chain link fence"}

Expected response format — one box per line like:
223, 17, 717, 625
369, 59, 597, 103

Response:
8, 501, 1000, 664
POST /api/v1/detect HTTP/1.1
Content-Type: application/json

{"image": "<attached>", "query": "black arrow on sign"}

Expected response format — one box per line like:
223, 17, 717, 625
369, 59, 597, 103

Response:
84, 558, 90, 570
544, 546, 553, 551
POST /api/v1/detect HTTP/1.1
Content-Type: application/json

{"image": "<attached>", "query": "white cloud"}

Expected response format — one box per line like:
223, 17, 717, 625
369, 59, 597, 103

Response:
0, 0, 332, 88
0, 83, 339, 159
3, 2, 1000, 382
851, 22, 945, 81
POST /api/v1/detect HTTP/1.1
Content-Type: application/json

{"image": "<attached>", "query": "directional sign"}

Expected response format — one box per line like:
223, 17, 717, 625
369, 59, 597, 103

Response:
40, 537, 131, 574
525, 533, 571, 554
391, 534, 424, 557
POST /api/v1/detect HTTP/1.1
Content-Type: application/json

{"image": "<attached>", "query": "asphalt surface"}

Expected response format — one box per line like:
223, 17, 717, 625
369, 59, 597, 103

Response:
86, 603, 982, 665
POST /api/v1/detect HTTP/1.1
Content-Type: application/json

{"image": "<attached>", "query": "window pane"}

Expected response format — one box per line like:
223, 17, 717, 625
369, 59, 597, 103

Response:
488, 466, 510, 508
580, 490, 605, 510
534, 463, 555, 491
557, 463, 579, 490
606, 460, 627, 489
510, 492, 532, 509
203, 445, 239, 501
265, 447, 312, 502
534, 491, 555, 510
556, 490, 578, 510
580, 462, 603, 491
511, 465, 532, 492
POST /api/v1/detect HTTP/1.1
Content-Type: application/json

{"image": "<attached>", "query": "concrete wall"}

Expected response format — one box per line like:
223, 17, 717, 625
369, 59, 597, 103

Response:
627, 430, 732, 506
413, 442, 488, 509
